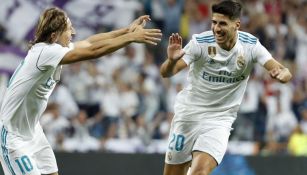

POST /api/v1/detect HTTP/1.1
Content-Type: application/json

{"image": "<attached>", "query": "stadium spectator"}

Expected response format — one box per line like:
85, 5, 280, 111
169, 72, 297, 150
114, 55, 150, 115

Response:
232, 71, 264, 141
40, 103, 71, 151
49, 82, 79, 119
265, 98, 297, 154
63, 110, 101, 152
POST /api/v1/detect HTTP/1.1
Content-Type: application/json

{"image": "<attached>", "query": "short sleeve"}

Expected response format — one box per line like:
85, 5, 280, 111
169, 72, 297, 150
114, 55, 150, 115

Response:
37, 43, 73, 70
252, 40, 272, 66
182, 38, 202, 65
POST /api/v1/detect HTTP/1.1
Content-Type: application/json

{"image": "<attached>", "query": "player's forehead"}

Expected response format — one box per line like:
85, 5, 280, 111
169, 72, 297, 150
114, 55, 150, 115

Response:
212, 13, 232, 22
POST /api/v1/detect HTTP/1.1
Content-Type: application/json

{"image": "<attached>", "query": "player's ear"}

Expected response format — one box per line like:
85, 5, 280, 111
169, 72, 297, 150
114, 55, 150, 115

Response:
235, 20, 240, 30
50, 32, 58, 43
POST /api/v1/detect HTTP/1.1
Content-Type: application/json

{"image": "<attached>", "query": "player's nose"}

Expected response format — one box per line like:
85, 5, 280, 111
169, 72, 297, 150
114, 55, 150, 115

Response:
214, 25, 221, 32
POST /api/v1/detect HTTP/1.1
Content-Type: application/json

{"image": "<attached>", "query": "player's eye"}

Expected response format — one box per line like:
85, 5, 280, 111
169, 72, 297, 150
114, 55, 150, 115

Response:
220, 22, 227, 26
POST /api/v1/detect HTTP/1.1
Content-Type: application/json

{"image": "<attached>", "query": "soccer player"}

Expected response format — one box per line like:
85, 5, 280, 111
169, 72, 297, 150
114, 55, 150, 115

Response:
160, 1, 292, 175
0, 7, 161, 175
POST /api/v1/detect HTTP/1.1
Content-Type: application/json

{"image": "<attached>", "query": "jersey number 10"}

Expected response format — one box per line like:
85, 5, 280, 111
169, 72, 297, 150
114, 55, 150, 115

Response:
15, 155, 33, 174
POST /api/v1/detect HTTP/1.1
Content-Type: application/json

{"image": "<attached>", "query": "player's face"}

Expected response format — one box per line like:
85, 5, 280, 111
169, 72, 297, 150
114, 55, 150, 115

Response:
211, 13, 240, 48
57, 18, 75, 47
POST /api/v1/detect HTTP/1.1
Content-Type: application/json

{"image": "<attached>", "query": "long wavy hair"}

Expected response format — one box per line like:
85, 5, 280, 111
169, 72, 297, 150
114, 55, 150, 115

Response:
29, 7, 68, 47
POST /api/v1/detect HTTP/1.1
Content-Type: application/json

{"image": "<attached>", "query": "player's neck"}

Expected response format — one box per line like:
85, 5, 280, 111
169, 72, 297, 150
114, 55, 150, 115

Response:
219, 34, 237, 51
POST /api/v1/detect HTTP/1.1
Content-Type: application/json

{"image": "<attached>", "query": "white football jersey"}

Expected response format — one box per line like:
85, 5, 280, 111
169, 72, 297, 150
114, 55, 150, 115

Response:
174, 31, 272, 121
0, 43, 73, 139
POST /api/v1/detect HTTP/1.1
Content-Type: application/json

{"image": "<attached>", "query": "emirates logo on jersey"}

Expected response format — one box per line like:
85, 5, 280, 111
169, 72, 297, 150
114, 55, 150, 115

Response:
236, 55, 245, 69
208, 46, 217, 58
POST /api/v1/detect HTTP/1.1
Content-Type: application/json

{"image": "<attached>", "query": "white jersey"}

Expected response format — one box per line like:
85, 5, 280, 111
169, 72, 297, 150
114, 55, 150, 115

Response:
0, 43, 73, 139
174, 31, 272, 121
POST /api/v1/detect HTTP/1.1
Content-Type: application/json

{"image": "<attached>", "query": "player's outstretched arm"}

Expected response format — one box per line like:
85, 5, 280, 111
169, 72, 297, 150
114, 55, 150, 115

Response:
74, 15, 151, 48
74, 28, 130, 48
264, 58, 292, 83
160, 33, 187, 78
60, 27, 161, 64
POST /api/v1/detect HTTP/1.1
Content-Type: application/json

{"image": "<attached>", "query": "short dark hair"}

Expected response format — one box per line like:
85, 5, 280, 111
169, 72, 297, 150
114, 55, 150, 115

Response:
211, 0, 242, 20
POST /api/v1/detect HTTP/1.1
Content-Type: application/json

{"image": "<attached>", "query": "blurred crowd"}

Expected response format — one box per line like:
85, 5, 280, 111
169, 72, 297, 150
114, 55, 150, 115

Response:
1, 0, 307, 156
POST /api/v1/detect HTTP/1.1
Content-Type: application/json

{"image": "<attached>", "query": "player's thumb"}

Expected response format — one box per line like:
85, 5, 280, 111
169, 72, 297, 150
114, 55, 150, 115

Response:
141, 20, 147, 27
269, 68, 278, 78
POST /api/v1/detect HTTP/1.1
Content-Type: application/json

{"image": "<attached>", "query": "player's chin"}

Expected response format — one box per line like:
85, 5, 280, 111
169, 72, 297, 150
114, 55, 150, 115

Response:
215, 39, 225, 45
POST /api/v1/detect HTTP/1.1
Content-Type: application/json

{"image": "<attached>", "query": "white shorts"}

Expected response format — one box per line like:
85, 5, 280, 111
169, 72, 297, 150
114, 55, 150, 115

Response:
165, 119, 233, 165
0, 124, 58, 175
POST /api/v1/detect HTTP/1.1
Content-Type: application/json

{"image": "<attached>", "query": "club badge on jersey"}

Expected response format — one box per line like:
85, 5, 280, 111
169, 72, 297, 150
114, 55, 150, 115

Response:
236, 55, 245, 69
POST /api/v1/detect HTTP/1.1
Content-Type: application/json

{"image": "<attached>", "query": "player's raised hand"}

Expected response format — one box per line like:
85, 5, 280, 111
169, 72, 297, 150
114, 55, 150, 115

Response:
270, 67, 292, 83
129, 15, 150, 32
167, 33, 185, 60
131, 28, 162, 45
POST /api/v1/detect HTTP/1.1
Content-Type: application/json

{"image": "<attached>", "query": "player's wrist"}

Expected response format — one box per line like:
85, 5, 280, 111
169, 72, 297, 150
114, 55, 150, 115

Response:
123, 33, 135, 43
123, 27, 130, 33
167, 57, 174, 60
167, 57, 178, 64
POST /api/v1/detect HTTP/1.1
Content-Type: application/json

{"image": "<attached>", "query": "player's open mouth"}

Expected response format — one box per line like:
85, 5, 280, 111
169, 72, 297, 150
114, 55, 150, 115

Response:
215, 33, 225, 41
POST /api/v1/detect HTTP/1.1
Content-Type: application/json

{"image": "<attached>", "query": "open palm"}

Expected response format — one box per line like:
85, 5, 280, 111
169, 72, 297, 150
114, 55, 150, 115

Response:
167, 33, 185, 60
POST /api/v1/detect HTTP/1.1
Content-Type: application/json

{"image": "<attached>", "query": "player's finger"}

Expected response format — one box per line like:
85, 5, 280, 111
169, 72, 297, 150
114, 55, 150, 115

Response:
270, 72, 277, 78
145, 36, 161, 42
170, 34, 175, 44
145, 35, 162, 40
145, 39, 158, 45
173, 33, 177, 43
146, 31, 162, 36
141, 20, 146, 27
144, 29, 161, 33
178, 34, 182, 45
270, 68, 279, 77
138, 15, 151, 23
146, 34, 162, 40
174, 33, 179, 43
270, 69, 276, 76
276, 71, 284, 80
169, 35, 172, 44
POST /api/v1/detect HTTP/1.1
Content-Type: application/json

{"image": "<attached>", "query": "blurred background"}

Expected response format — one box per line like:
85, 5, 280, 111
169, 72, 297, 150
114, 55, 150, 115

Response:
0, 0, 307, 174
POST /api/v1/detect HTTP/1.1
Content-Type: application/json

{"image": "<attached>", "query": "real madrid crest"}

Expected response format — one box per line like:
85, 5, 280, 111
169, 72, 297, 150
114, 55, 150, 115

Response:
208, 46, 217, 58
236, 55, 245, 69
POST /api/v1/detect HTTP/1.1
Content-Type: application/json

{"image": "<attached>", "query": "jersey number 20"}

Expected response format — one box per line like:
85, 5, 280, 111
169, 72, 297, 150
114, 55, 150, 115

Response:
169, 133, 185, 151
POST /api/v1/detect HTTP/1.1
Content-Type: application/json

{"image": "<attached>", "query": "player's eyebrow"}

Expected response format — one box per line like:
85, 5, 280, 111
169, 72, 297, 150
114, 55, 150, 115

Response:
211, 20, 227, 25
